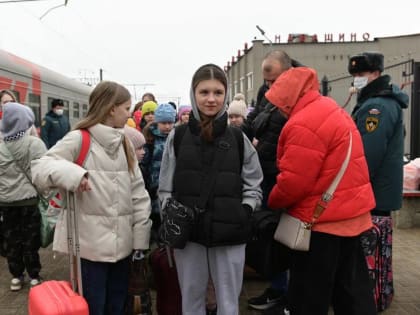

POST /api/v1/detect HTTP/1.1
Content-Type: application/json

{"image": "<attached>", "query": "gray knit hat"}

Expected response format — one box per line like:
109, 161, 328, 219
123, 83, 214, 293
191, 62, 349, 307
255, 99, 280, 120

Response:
0, 102, 35, 138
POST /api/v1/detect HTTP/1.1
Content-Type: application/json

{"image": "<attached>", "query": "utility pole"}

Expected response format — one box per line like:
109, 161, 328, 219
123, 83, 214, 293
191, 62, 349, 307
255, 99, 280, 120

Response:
99, 68, 103, 82
256, 25, 273, 45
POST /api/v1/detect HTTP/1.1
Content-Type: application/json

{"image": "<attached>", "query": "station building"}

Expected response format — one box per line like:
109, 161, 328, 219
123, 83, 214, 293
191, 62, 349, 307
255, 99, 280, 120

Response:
225, 32, 420, 158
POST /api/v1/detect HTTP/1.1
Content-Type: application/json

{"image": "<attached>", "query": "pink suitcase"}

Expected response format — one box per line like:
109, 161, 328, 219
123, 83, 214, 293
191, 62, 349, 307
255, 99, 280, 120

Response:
28, 192, 89, 315
28, 281, 88, 315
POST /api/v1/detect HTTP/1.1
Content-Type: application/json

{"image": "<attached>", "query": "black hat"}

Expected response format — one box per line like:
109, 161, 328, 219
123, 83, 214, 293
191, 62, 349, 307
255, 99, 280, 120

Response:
348, 52, 384, 74
51, 98, 64, 108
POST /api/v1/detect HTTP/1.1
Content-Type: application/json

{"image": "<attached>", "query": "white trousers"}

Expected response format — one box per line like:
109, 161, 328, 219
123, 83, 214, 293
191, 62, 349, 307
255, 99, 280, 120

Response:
174, 242, 246, 315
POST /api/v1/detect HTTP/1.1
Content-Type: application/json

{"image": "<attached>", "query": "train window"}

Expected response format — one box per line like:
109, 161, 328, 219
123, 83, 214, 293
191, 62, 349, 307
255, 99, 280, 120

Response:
63, 100, 69, 118
82, 104, 88, 117
47, 97, 54, 110
73, 102, 80, 118
28, 93, 41, 127
11, 90, 20, 102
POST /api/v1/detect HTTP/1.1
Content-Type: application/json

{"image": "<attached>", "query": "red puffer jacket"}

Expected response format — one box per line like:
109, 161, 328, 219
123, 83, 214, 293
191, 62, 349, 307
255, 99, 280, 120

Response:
266, 67, 375, 224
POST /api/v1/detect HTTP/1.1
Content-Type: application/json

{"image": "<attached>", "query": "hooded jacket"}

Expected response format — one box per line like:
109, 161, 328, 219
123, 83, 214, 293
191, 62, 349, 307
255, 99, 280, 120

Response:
266, 67, 375, 236
0, 103, 46, 205
352, 75, 409, 213
141, 122, 169, 202
31, 124, 152, 262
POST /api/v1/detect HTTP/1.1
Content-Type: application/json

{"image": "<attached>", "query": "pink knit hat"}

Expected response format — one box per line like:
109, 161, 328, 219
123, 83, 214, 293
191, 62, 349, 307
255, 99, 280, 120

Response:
178, 105, 192, 121
124, 125, 145, 149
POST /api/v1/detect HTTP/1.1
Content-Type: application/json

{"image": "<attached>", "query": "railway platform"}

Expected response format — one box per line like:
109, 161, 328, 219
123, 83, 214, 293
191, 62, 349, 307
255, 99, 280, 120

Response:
1, 226, 419, 314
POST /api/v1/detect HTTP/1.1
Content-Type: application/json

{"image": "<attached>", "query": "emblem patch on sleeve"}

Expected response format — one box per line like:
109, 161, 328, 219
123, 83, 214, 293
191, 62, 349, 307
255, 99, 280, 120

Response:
366, 117, 379, 132
368, 108, 381, 115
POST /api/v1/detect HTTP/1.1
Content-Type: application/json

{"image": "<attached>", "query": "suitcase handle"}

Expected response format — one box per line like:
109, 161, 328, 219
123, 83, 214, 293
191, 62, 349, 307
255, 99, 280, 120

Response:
66, 191, 83, 296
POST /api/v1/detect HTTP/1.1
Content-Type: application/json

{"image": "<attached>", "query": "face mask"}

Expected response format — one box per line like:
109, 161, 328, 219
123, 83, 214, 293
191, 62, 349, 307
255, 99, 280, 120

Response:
55, 109, 64, 116
353, 76, 369, 90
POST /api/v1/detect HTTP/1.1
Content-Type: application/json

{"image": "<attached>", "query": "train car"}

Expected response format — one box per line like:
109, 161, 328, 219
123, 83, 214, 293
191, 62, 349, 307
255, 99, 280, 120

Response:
0, 49, 92, 128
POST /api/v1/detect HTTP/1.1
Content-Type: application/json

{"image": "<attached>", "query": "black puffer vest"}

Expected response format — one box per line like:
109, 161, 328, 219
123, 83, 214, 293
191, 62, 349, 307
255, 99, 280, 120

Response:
173, 113, 252, 247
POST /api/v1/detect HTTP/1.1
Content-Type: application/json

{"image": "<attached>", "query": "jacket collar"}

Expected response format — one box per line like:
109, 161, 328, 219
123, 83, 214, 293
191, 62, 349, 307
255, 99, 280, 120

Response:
188, 111, 228, 138
88, 124, 124, 155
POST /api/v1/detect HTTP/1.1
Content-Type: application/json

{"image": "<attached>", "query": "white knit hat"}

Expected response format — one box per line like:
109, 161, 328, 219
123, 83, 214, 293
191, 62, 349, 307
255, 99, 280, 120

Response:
227, 99, 247, 118
233, 93, 245, 102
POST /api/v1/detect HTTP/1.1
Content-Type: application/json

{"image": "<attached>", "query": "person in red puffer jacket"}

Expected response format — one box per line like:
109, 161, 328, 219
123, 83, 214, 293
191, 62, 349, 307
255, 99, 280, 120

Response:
266, 67, 377, 315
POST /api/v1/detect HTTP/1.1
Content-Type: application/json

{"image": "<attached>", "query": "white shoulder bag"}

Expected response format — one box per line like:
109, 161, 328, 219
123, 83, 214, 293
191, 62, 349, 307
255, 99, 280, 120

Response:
274, 132, 353, 251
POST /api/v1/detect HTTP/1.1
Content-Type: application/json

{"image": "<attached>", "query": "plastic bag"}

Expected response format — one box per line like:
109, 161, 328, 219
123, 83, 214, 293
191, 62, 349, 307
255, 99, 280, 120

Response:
38, 191, 63, 248
403, 159, 420, 190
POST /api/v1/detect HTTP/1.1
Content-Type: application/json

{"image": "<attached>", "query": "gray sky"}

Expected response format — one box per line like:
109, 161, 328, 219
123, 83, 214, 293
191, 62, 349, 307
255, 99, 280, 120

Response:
0, 0, 418, 104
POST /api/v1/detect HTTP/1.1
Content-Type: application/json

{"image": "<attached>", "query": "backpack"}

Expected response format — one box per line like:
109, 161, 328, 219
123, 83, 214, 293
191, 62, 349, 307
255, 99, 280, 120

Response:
173, 124, 244, 167
75, 129, 91, 167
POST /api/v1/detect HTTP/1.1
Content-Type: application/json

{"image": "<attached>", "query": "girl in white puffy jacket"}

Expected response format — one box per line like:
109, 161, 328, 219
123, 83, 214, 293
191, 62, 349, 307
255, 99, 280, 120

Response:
31, 81, 152, 315
0, 102, 46, 291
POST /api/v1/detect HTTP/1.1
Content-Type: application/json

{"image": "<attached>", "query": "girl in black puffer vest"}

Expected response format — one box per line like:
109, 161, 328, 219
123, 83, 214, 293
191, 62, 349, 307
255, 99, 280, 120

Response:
158, 64, 263, 315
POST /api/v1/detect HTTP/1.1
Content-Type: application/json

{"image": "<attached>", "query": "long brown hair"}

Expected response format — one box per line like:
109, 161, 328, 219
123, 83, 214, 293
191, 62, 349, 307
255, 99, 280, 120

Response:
192, 64, 227, 142
0, 89, 17, 104
75, 81, 136, 173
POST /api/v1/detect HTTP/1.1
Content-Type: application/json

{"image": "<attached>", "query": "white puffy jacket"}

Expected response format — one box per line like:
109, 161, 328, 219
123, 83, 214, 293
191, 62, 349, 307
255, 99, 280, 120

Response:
0, 135, 46, 204
31, 124, 152, 262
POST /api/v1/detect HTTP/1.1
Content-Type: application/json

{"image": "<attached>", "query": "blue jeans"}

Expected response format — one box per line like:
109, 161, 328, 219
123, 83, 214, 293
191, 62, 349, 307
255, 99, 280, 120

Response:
81, 256, 130, 315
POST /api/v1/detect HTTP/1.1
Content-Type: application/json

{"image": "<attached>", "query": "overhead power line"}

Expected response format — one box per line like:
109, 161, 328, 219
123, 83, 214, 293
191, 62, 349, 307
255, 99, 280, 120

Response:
0, 0, 52, 3
40, 0, 68, 20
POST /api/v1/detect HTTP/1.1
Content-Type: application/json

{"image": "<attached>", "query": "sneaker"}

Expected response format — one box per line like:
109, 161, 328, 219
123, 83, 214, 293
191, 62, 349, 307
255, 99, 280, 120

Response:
30, 278, 42, 287
10, 276, 24, 291
248, 287, 286, 310
262, 304, 290, 315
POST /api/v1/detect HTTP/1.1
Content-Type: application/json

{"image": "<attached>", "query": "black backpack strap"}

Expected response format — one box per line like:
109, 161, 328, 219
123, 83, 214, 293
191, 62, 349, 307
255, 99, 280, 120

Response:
174, 124, 188, 157
229, 126, 244, 168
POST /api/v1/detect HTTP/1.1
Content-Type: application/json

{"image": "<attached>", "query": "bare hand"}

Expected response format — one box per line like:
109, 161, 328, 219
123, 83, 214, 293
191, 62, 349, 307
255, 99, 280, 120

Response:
252, 138, 259, 147
77, 177, 91, 192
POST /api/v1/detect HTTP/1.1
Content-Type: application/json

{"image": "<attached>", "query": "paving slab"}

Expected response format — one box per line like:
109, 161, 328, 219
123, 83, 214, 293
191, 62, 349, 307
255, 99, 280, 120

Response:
1, 227, 419, 314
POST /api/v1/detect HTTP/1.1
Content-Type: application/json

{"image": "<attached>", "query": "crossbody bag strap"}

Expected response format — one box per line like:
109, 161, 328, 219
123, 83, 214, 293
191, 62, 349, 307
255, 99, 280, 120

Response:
311, 131, 353, 225
4, 144, 38, 193
196, 138, 232, 209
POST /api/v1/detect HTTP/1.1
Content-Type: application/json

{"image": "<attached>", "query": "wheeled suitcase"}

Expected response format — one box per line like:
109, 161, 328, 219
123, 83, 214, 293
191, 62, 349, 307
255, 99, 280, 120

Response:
125, 251, 152, 315
361, 215, 394, 312
150, 246, 182, 315
28, 191, 89, 315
